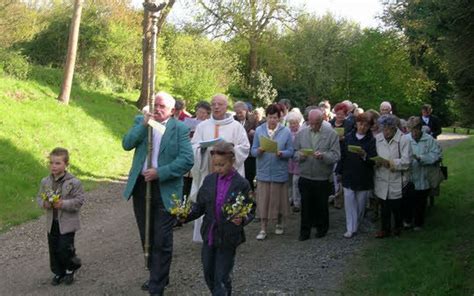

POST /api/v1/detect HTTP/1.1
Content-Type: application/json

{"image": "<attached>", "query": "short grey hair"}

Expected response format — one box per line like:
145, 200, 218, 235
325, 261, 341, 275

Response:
233, 101, 248, 111
378, 114, 400, 129
155, 91, 175, 109
380, 101, 392, 110
286, 111, 303, 123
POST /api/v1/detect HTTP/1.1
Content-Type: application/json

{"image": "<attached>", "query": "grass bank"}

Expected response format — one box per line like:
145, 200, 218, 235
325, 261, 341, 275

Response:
0, 67, 139, 231
343, 136, 474, 295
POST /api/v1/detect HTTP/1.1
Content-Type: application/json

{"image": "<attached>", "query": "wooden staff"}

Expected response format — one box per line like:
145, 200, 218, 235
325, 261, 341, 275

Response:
143, 0, 166, 269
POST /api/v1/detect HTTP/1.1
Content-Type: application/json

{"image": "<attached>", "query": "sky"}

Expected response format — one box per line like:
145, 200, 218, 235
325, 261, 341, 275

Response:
132, 0, 385, 29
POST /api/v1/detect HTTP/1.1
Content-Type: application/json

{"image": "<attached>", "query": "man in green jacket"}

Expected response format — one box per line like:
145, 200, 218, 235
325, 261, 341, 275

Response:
122, 91, 194, 296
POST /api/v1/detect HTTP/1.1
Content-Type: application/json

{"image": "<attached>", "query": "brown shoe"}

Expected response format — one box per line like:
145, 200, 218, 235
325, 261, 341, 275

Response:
375, 231, 389, 239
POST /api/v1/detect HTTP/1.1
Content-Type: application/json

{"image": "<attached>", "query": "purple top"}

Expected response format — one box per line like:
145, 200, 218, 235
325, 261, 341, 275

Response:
208, 169, 236, 246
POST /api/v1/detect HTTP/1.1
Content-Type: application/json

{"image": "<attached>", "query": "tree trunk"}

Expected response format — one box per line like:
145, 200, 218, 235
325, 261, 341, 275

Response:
57, 0, 83, 105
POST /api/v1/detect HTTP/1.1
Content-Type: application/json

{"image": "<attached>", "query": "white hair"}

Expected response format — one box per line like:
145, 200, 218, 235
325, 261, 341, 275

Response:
155, 91, 175, 109
380, 101, 392, 110
286, 111, 303, 123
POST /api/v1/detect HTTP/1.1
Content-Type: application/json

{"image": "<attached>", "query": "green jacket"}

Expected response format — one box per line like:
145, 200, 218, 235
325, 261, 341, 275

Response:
122, 116, 194, 210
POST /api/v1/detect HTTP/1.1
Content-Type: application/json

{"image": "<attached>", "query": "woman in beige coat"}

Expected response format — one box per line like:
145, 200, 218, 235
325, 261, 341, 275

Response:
373, 115, 412, 238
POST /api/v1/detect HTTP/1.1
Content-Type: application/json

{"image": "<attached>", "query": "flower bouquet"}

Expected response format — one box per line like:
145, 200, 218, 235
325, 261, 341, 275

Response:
41, 188, 61, 204
222, 192, 253, 221
169, 193, 192, 219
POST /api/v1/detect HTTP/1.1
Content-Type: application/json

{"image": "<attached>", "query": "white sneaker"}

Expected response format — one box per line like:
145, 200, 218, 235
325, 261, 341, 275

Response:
256, 230, 267, 240
275, 225, 284, 235
343, 231, 353, 238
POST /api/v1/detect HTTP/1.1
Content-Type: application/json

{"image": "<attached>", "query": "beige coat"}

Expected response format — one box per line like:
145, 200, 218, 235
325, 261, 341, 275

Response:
36, 172, 85, 234
374, 129, 412, 200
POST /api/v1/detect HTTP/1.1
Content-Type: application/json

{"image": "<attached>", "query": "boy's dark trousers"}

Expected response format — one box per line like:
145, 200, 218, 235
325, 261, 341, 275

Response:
201, 243, 236, 296
132, 175, 175, 295
48, 220, 78, 276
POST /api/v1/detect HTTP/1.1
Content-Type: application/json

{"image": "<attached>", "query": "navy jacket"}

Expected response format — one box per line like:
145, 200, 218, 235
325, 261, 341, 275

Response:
336, 130, 377, 191
186, 172, 255, 249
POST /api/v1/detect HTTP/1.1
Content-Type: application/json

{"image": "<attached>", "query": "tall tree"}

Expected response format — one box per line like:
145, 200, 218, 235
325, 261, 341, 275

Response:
136, 0, 175, 109
57, 0, 83, 105
196, 0, 296, 76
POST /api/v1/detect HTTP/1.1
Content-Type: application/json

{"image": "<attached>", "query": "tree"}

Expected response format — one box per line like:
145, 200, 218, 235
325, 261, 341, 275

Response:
57, 0, 83, 104
136, 0, 175, 109
195, 0, 296, 76
383, 0, 474, 125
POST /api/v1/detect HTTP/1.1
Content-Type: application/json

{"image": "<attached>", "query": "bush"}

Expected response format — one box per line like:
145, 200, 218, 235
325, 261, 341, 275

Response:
0, 48, 30, 80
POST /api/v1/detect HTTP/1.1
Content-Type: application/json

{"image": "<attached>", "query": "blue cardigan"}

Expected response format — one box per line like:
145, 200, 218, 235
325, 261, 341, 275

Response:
251, 123, 294, 183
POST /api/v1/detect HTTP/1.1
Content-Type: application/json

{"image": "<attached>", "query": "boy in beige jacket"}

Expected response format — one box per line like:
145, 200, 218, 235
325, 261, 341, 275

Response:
37, 147, 84, 286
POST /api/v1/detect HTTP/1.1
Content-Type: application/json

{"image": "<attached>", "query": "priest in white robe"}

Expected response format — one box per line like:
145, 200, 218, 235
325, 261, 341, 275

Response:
190, 94, 250, 242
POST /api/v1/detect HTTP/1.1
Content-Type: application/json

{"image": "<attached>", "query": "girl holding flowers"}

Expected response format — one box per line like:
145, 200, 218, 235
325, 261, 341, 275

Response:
182, 141, 255, 296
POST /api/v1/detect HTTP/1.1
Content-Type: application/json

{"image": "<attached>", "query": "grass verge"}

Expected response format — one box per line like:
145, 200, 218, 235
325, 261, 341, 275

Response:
0, 67, 139, 231
343, 136, 474, 295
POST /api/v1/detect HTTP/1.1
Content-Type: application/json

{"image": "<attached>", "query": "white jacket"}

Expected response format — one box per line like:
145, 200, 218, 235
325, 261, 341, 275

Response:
374, 129, 412, 200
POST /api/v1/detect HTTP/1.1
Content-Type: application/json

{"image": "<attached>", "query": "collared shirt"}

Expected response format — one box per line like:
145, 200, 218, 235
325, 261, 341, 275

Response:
208, 169, 236, 246
422, 116, 430, 125
142, 119, 168, 174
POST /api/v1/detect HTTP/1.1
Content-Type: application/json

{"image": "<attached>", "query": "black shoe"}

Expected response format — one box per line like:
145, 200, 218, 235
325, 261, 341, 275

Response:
141, 280, 149, 291
63, 272, 74, 285
51, 274, 63, 286
71, 256, 82, 271
298, 235, 310, 241
315, 232, 327, 238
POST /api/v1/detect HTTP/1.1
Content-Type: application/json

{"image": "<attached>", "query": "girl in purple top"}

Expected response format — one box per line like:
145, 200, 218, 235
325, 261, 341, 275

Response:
184, 141, 255, 295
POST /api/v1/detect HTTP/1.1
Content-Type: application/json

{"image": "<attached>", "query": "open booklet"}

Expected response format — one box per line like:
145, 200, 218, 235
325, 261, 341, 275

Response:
260, 136, 278, 153
347, 145, 364, 154
370, 156, 388, 162
148, 119, 166, 135
183, 117, 201, 131
300, 148, 314, 156
335, 127, 345, 136
200, 137, 223, 148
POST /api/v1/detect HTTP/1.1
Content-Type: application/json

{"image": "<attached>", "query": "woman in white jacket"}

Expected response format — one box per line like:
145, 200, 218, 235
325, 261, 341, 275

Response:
373, 115, 412, 238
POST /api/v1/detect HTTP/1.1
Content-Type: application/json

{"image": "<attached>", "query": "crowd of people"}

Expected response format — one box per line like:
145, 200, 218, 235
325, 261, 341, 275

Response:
37, 91, 445, 296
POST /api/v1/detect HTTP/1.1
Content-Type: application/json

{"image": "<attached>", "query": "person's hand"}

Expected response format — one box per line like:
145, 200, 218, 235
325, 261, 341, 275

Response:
357, 149, 367, 159
53, 200, 63, 209
43, 201, 51, 209
382, 159, 391, 168
232, 217, 243, 226
257, 147, 265, 155
276, 151, 283, 158
298, 151, 307, 160
313, 151, 323, 160
413, 154, 421, 162
142, 111, 153, 126
143, 168, 159, 182
249, 129, 255, 137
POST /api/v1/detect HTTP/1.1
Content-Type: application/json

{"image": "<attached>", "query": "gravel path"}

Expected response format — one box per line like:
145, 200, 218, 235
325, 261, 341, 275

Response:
0, 133, 468, 296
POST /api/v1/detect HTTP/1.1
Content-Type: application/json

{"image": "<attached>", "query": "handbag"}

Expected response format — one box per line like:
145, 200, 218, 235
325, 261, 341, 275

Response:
440, 163, 448, 180
428, 164, 445, 188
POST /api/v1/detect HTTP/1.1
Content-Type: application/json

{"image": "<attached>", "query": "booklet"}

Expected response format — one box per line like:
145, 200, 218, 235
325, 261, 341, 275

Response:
347, 145, 364, 154
370, 156, 386, 162
335, 127, 345, 136
148, 119, 166, 135
300, 148, 314, 156
200, 137, 223, 148
260, 136, 278, 153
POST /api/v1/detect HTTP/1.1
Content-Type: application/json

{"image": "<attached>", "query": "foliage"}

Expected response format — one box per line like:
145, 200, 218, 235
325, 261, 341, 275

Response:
0, 0, 42, 48
0, 66, 137, 231
0, 48, 30, 79
246, 69, 278, 107
343, 136, 474, 295
162, 31, 239, 109
384, 0, 474, 125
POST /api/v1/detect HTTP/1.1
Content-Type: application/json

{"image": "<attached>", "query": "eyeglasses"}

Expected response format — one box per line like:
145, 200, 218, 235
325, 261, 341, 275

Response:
210, 150, 234, 156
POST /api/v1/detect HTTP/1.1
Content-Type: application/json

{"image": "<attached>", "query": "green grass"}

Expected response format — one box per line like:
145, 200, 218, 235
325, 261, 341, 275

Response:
442, 127, 472, 135
0, 66, 140, 231
344, 136, 474, 296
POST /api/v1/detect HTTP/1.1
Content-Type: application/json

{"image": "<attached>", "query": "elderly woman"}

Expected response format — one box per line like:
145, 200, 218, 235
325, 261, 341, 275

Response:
251, 104, 294, 240
373, 115, 412, 238
287, 110, 303, 212
336, 113, 377, 238
404, 116, 442, 230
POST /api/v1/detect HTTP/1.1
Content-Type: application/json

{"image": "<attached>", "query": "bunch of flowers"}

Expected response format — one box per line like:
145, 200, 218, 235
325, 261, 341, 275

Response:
41, 188, 61, 204
222, 192, 253, 221
169, 193, 192, 219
